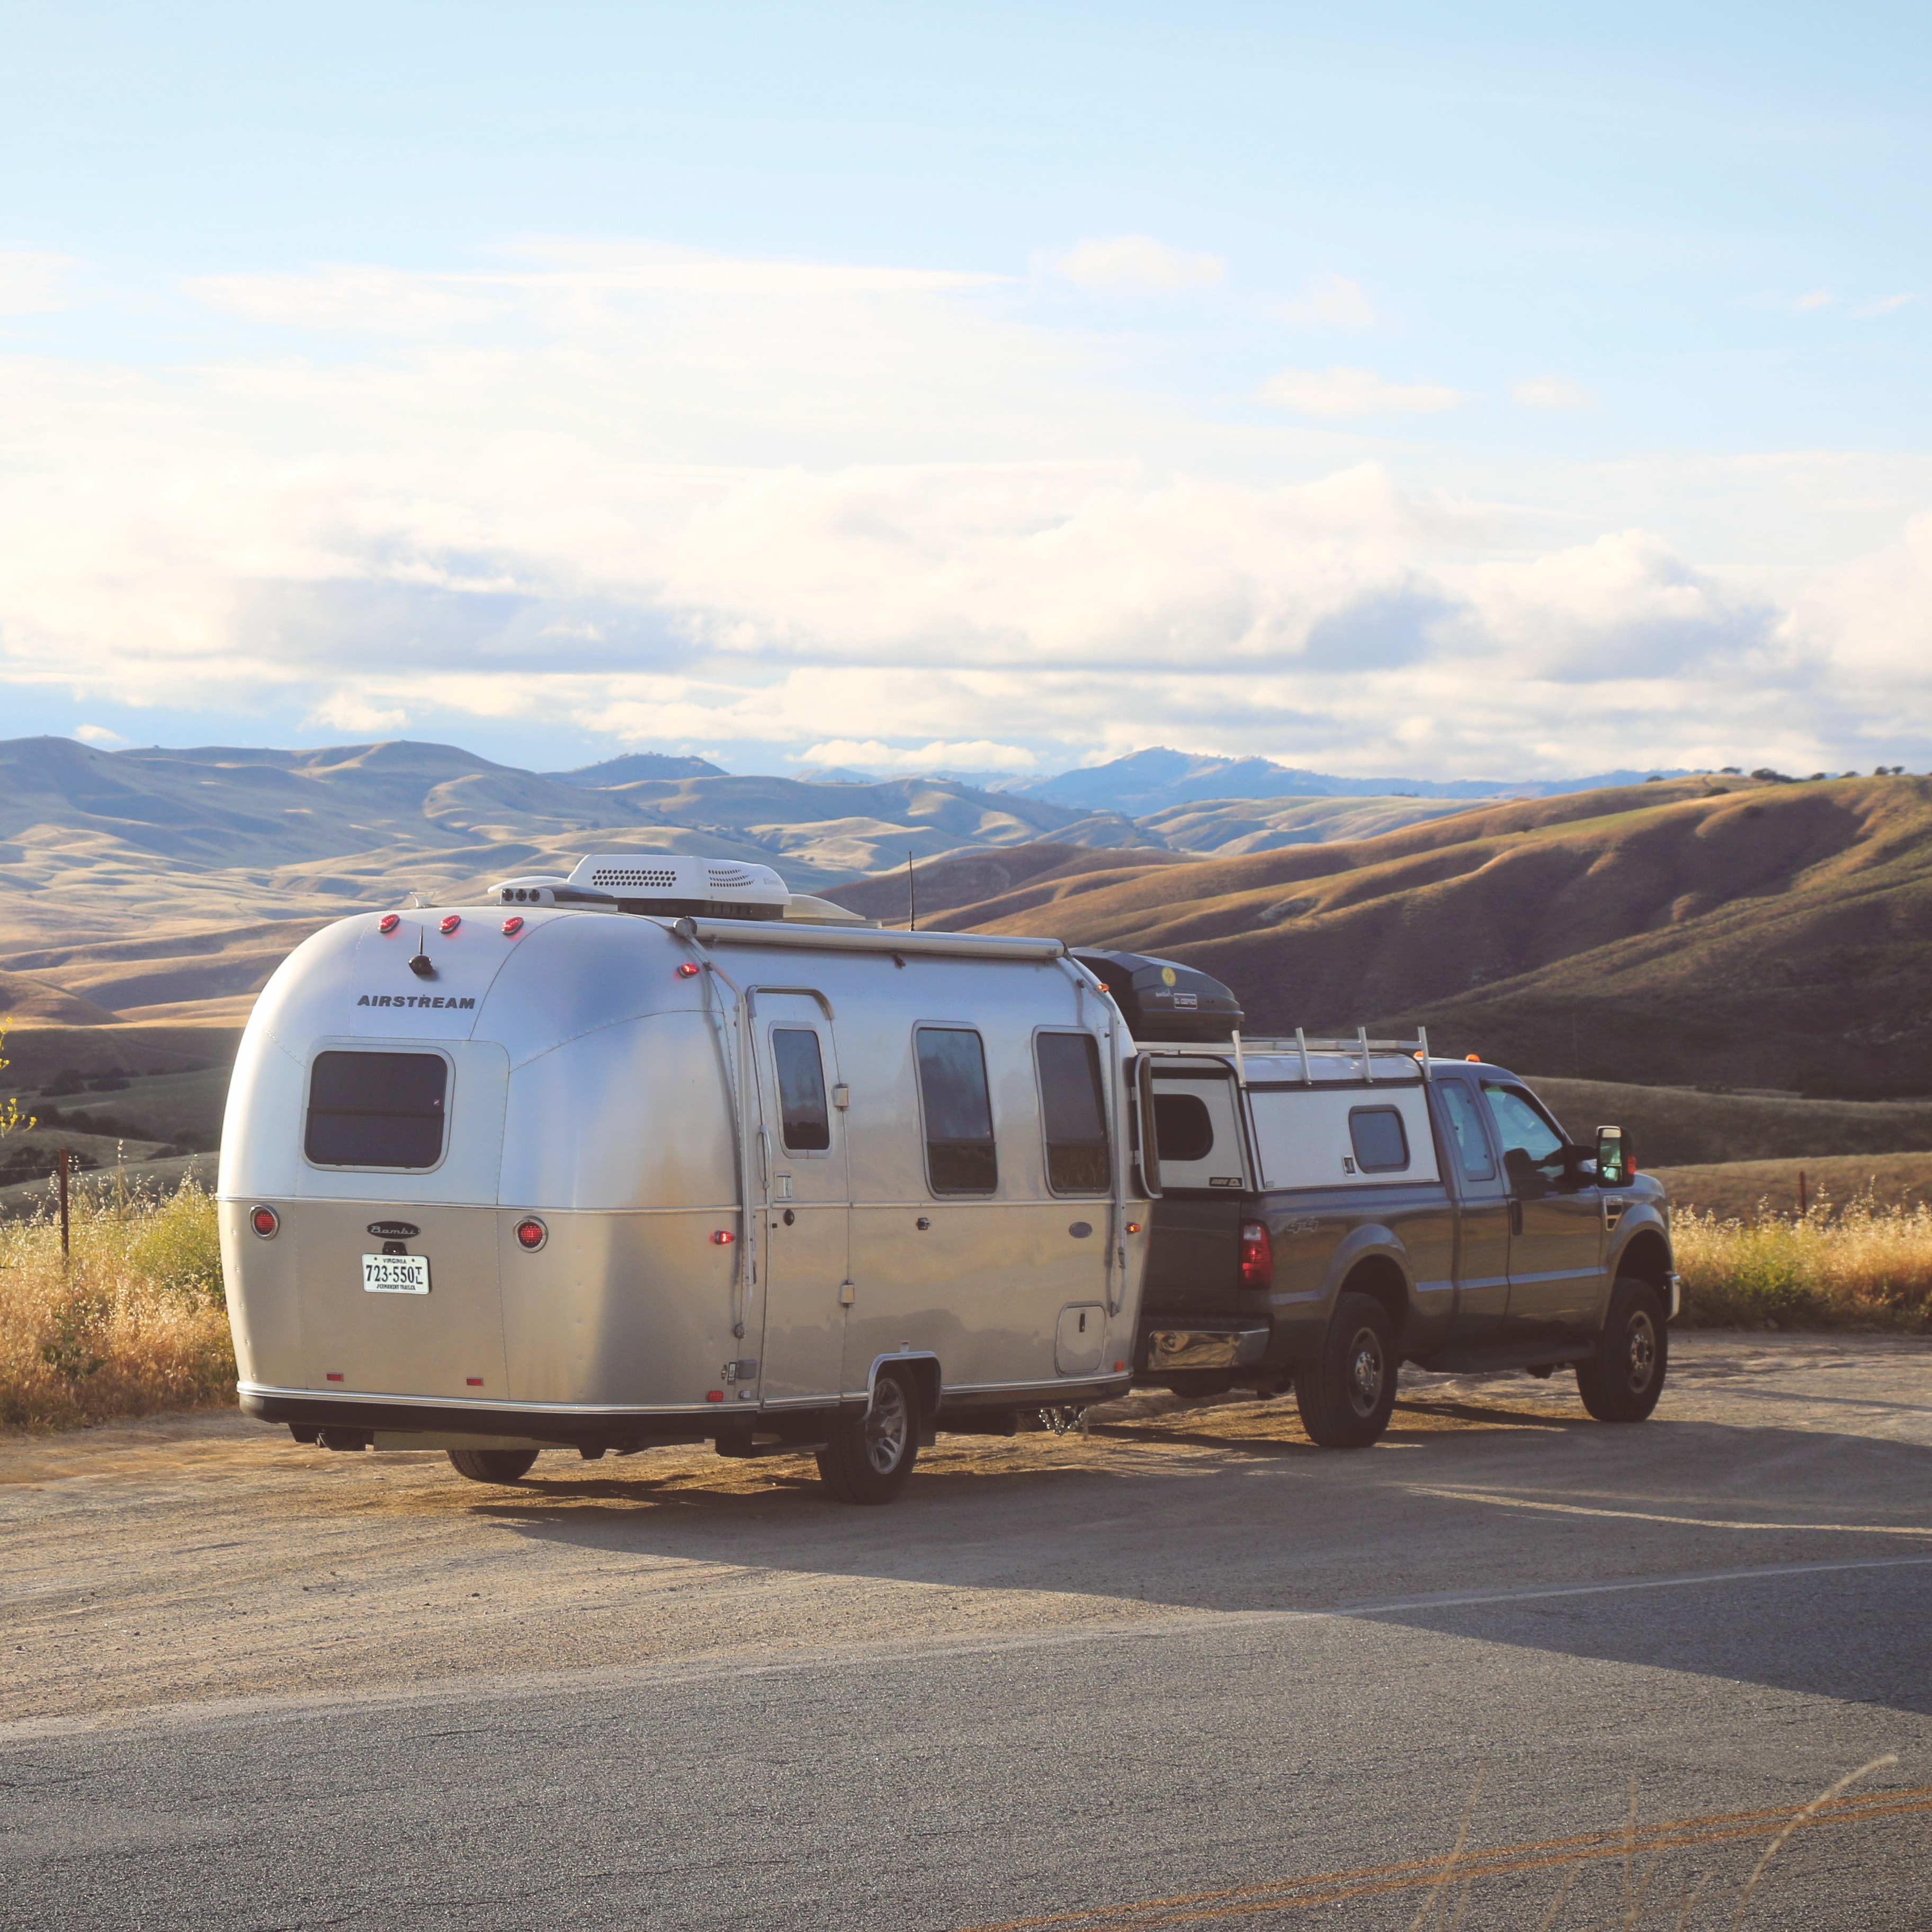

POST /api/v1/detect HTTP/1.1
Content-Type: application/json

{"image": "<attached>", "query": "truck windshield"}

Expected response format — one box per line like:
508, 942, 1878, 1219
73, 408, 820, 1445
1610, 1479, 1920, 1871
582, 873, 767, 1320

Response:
305, 1051, 448, 1169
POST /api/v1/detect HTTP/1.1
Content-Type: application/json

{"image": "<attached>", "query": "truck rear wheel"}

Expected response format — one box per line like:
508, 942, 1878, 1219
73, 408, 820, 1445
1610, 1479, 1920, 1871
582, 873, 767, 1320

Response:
817, 1368, 919, 1504
1295, 1293, 1398, 1447
1575, 1279, 1667, 1422
447, 1448, 540, 1483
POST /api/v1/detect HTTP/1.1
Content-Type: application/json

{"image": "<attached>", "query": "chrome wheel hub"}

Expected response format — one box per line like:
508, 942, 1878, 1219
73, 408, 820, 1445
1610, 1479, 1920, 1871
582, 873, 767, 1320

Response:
864, 1378, 911, 1473
1346, 1330, 1385, 1418
1625, 1313, 1658, 1393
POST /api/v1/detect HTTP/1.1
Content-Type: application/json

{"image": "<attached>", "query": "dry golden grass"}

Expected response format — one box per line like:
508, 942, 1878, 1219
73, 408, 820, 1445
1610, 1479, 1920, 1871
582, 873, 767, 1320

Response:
1676, 1188, 1932, 1330
0, 1177, 234, 1430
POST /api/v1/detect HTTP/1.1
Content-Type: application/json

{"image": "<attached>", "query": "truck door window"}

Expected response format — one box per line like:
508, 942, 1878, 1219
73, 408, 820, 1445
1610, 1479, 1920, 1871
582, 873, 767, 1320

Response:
916, 1027, 998, 1194
1152, 1093, 1213, 1162
305, 1050, 448, 1169
1482, 1084, 1566, 1188
1348, 1105, 1410, 1173
1438, 1080, 1496, 1183
1034, 1032, 1110, 1194
772, 1028, 831, 1152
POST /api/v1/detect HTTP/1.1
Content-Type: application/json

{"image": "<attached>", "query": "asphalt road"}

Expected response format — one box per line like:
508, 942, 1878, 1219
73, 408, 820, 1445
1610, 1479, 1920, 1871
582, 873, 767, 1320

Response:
6, 1334, 1932, 1929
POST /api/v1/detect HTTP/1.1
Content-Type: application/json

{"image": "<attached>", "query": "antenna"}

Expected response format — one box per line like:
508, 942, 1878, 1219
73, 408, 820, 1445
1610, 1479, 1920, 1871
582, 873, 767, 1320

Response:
906, 849, 917, 932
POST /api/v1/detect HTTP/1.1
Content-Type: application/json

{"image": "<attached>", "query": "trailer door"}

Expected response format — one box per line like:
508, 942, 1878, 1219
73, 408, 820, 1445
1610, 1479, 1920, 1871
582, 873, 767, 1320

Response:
755, 997, 851, 1406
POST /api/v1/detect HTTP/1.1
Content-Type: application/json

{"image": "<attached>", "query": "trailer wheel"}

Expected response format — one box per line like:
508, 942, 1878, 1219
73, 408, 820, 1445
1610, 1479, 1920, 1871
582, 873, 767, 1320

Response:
1294, 1292, 1397, 1447
817, 1368, 919, 1505
1575, 1279, 1667, 1422
446, 1448, 540, 1483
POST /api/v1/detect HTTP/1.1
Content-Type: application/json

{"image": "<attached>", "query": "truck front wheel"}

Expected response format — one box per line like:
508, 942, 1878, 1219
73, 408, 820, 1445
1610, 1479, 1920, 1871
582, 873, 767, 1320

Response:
1575, 1279, 1667, 1422
1295, 1293, 1398, 1447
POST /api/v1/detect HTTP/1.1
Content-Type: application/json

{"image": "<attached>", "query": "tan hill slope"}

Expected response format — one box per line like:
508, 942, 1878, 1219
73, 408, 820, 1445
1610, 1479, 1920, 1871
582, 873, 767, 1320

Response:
936, 774, 1932, 1096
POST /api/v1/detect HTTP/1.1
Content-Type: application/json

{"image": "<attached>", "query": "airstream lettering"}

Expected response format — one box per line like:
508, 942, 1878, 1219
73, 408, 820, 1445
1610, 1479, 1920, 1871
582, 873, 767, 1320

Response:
221, 857, 1148, 1502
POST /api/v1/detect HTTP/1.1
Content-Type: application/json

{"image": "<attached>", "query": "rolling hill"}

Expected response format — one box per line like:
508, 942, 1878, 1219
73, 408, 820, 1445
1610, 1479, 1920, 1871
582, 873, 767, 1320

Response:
898, 772, 1932, 1097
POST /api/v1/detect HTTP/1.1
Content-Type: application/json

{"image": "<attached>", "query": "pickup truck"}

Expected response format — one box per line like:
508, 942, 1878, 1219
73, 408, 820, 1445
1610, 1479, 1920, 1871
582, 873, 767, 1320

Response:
1072, 950, 1679, 1448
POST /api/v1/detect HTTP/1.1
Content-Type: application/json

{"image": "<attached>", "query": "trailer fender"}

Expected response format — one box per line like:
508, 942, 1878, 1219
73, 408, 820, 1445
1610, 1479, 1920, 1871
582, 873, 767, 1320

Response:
862, 1351, 943, 1446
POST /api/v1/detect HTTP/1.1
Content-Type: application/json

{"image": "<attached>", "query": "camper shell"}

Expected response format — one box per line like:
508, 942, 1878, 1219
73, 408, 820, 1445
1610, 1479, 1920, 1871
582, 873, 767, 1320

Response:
221, 863, 1149, 1497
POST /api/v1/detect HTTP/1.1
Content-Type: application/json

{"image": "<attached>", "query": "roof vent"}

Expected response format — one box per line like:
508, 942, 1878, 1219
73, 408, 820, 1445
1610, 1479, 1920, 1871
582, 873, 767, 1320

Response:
566, 853, 790, 921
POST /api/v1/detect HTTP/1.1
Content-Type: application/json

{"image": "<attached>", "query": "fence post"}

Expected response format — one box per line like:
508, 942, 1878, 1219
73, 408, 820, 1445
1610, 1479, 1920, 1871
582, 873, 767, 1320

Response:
1797, 1169, 1808, 1219
58, 1147, 70, 1263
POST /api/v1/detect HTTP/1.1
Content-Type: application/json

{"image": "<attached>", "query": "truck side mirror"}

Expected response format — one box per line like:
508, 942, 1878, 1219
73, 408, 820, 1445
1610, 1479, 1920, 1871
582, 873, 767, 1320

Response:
1595, 1125, 1629, 1186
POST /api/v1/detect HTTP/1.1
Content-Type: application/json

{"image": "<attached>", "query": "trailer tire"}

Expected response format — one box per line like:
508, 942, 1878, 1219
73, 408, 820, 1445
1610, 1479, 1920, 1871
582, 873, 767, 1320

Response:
446, 1448, 540, 1483
1575, 1279, 1667, 1423
1294, 1292, 1398, 1447
817, 1368, 919, 1504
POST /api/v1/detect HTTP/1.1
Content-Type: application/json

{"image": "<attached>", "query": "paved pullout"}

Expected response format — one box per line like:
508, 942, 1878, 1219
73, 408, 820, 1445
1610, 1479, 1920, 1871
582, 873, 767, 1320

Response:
6, 1335, 1932, 1928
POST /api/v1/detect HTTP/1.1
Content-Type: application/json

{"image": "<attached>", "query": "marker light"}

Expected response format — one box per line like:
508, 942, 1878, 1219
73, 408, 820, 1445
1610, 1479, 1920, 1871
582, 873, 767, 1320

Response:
710, 1229, 736, 1245
439, 914, 461, 935
378, 913, 401, 935
705, 1390, 724, 1403
501, 916, 524, 936
1125, 1222, 1142, 1235
514, 1217, 548, 1251
466, 1377, 484, 1387
676, 962, 701, 979
1466, 1053, 1481, 1062
250, 1205, 279, 1239
1114, 1361, 1126, 1372
1239, 1220, 1274, 1291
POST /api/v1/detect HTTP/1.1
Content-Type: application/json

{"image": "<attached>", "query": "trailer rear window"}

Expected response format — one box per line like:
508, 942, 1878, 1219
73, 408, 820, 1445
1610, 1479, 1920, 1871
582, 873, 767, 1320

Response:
1035, 1032, 1110, 1193
305, 1051, 448, 1169
773, 1028, 831, 1152
916, 1027, 997, 1194
1348, 1105, 1410, 1174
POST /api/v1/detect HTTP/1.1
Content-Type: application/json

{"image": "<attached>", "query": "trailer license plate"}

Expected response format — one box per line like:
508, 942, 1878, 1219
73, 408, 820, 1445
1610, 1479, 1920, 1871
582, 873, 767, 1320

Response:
362, 1253, 430, 1295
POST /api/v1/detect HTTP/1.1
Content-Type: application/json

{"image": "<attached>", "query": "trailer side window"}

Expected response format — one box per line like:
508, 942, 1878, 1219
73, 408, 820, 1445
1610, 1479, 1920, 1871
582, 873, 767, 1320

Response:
1035, 1032, 1110, 1194
305, 1051, 448, 1169
1348, 1105, 1410, 1174
916, 1027, 997, 1194
772, 1028, 831, 1152
1152, 1093, 1214, 1163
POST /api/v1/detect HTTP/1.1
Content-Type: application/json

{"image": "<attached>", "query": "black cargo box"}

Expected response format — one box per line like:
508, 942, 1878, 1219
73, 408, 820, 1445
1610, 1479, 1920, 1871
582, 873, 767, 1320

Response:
1071, 949, 1244, 1043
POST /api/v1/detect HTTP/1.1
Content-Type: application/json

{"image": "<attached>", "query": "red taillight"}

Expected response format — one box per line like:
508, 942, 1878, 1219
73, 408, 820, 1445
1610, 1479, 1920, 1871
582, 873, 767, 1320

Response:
251, 1205, 279, 1239
514, 1217, 547, 1251
378, 913, 401, 935
711, 1229, 735, 1245
439, 914, 461, 934
502, 916, 524, 936
1239, 1220, 1273, 1290
675, 962, 700, 979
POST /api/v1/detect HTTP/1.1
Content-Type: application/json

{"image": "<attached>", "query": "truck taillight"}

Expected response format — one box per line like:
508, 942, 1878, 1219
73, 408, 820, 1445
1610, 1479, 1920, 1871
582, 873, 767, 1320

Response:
1239, 1220, 1272, 1289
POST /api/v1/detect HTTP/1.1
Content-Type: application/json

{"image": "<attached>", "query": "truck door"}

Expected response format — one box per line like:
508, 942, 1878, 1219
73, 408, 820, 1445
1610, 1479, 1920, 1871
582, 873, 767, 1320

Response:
1432, 1074, 1510, 1340
755, 996, 851, 1406
1481, 1081, 1603, 1343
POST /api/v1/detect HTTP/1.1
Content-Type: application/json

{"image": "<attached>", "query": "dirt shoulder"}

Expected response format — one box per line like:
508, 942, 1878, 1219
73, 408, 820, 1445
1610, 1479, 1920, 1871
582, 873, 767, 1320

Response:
7, 1332, 1931, 1731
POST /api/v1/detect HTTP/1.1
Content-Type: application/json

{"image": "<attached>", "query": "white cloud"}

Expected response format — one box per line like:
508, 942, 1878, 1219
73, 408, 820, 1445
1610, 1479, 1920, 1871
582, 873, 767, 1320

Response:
0, 252, 81, 318
1853, 293, 1918, 318
1275, 273, 1379, 329
1512, 374, 1599, 413
2, 238, 1931, 781
1795, 289, 1835, 311
1261, 365, 1462, 417
1043, 235, 1225, 296
73, 723, 124, 745
801, 738, 1039, 773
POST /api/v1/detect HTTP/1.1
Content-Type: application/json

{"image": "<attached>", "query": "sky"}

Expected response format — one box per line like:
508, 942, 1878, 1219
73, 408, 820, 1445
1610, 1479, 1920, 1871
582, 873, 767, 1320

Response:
2, 1, 1929, 781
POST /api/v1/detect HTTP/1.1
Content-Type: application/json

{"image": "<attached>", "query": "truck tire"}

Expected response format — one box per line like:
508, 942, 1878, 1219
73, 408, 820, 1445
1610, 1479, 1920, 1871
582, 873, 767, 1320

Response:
1575, 1279, 1667, 1422
446, 1448, 540, 1483
1295, 1293, 1398, 1447
817, 1368, 919, 1504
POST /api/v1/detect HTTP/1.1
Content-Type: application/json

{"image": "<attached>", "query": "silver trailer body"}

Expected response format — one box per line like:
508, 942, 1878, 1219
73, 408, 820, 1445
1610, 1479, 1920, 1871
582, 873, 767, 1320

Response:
221, 900, 1148, 1456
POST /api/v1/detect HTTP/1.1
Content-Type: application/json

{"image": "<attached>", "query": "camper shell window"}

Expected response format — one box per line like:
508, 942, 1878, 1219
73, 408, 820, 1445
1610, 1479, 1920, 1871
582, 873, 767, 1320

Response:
773, 1028, 831, 1152
1152, 1093, 1214, 1164
916, 1027, 998, 1195
1348, 1105, 1410, 1174
1034, 1031, 1110, 1194
306, 1050, 448, 1169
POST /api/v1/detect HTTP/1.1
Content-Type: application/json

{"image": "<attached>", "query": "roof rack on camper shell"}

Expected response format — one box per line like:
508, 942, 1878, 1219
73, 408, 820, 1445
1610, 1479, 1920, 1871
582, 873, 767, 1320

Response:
1129, 1026, 1433, 1087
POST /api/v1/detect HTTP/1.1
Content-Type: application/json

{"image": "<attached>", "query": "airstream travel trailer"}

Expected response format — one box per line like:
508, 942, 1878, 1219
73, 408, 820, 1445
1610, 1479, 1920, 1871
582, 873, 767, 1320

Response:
220, 856, 1152, 1503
